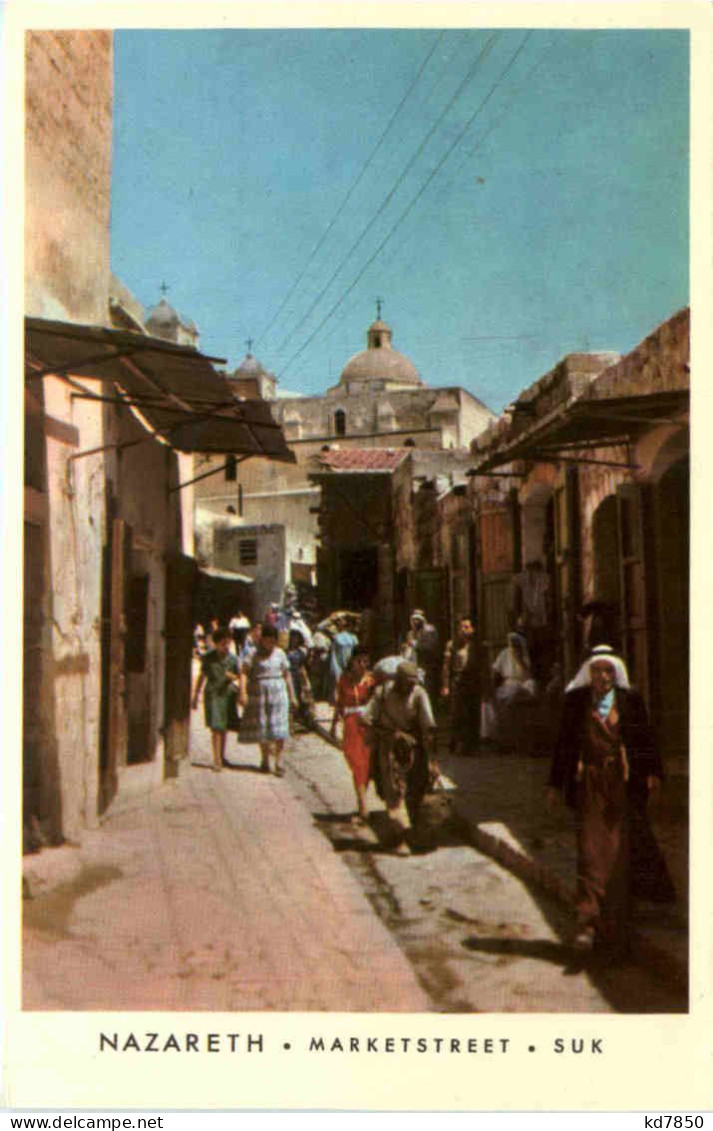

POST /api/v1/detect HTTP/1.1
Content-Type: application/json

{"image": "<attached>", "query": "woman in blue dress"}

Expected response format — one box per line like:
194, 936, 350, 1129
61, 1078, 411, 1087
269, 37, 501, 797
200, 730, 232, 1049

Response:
239, 623, 297, 776
326, 617, 358, 704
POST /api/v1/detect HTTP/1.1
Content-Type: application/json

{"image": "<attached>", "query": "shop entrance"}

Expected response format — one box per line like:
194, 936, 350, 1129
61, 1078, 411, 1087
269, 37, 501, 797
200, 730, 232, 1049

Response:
337, 546, 379, 609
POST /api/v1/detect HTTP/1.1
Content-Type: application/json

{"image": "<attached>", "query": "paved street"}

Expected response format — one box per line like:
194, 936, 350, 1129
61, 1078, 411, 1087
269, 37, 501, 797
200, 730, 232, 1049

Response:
22, 725, 429, 1012
24, 715, 686, 1014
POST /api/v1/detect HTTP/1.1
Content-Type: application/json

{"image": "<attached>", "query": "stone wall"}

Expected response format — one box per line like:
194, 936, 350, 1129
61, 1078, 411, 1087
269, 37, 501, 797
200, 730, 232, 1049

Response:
25, 31, 112, 323
588, 308, 689, 400
271, 385, 492, 448
25, 31, 113, 842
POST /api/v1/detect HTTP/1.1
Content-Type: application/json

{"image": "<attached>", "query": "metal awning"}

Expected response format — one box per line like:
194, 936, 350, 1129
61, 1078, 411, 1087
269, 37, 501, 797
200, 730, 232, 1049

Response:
198, 566, 254, 585
25, 317, 295, 462
472, 389, 689, 473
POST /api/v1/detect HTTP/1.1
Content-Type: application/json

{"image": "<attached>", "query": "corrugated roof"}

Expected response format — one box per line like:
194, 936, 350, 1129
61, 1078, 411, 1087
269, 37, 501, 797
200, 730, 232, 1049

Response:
315, 448, 410, 472
25, 317, 295, 462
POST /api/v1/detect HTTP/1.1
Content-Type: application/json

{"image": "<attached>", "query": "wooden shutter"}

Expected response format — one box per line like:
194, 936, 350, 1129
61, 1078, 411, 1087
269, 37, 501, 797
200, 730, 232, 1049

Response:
617, 483, 655, 704
553, 467, 582, 679
477, 500, 515, 669
100, 518, 131, 811
164, 553, 197, 773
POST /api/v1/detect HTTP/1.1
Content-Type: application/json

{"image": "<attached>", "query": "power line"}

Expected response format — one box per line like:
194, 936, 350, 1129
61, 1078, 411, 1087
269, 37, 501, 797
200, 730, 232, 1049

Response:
319, 36, 554, 359
321, 37, 553, 362
440, 35, 554, 198
273, 31, 500, 360
254, 30, 445, 352
277, 32, 532, 382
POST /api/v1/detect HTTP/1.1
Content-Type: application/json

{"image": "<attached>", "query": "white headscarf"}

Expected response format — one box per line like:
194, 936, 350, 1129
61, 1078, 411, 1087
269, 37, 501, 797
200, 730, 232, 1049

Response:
566, 645, 631, 692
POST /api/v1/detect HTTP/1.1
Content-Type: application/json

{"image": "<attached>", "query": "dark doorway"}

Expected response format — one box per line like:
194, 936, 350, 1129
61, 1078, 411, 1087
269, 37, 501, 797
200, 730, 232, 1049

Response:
337, 546, 378, 608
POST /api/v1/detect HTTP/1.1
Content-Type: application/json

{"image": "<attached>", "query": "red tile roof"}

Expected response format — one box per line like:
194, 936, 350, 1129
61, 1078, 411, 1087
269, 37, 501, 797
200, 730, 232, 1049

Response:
317, 448, 410, 472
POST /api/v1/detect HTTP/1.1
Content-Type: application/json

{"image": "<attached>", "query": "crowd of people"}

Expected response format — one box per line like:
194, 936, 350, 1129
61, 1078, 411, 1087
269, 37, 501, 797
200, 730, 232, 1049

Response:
191, 594, 675, 955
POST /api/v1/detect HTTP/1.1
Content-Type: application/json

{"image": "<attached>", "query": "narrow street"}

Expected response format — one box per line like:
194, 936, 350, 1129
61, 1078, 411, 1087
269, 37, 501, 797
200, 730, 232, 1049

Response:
23, 717, 685, 1014
287, 719, 685, 1014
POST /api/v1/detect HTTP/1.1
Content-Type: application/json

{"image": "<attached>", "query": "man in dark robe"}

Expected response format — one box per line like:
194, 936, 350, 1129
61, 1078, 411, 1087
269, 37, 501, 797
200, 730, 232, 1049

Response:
548, 647, 673, 956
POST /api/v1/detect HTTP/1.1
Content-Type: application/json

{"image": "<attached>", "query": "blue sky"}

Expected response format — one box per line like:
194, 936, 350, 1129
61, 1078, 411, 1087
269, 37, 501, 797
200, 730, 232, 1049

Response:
110, 28, 689, 412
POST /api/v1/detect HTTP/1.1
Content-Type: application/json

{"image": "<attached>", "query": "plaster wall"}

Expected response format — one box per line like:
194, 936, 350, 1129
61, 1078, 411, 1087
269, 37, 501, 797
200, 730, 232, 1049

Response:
208, 521, 286, 615
104, 407, 185, 782
457, 391, 496, 446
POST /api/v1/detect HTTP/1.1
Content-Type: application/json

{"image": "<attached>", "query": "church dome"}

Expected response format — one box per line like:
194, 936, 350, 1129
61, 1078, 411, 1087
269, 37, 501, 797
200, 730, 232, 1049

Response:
230, 353, 275, 381
335, 313, 422, 391
146, 297, 179, 328
233, 354, 263, 377
145, 295, 199, 347
227, 351, 277, 401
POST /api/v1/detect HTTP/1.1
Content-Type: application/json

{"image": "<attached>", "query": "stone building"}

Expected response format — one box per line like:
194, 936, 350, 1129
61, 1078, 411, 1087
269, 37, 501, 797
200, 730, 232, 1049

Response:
469, 308, 689, 771
192, 309, 496, 608
308, 445, 480, 656
23, 30, 291, 852
308, 449, 414, 658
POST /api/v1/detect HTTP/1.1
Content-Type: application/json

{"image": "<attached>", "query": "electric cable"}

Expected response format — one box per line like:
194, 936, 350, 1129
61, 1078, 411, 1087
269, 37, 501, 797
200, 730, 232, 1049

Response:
254, 30, 446, 351
277, 32, 532, 381
273, 31, 501, 359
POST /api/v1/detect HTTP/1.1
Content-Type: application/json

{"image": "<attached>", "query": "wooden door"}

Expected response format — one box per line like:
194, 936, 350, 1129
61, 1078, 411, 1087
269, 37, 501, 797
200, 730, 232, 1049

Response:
100, 518, 131, 811
553, 468, 582, 679
164, 553, 197, 776
617, 483, 656, 705
414, 568, 448, 639
477, 500, 515, 670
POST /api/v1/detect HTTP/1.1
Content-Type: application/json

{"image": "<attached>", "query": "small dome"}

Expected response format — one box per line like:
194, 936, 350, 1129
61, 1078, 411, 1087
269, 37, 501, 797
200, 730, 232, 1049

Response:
146, 297, 179, 328
230, 353, 275, 381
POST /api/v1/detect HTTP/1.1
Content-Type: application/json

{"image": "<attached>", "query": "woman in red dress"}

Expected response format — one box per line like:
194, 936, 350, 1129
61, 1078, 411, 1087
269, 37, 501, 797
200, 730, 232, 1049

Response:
330, 646, 375, 823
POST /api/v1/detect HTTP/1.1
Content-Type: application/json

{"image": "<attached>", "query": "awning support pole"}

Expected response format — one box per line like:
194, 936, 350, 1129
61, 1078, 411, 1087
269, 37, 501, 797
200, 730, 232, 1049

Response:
169, 456, 249, 493
25, 345, 144, 381
529, 452, 639, 470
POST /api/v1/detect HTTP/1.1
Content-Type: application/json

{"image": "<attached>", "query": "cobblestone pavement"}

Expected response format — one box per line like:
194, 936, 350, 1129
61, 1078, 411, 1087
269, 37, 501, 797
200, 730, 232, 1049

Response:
22, 724, 429, 1012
